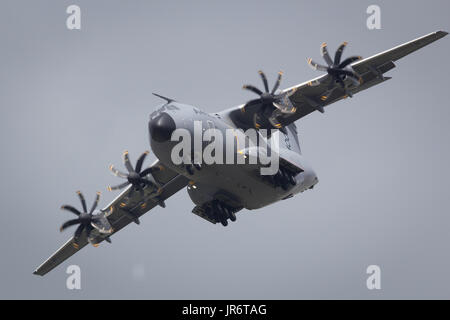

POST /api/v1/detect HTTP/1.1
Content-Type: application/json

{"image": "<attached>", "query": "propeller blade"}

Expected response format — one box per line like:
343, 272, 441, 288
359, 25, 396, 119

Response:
273, 102, 288, 114
337, 77, 346, 89
89, 192, 101, 214
241, 98, 263, 114
85, 224, 94, 236
338, 56, 362, 68
76, 191, 87, 213
258, 71, 269, 93
320, 43, 334, 66
273, 94, 295, 114
105, 237, 112, 243
73, 224, 84, 243
242, 85, 263, 96
286, 86, 299, 97
60, 219, 80, 232
307, 79, 323, 87
140, 166, 162, 177
141, 178, 157, 189
123, 151, 134, 173
61, 205, 81, 216
334, 42, 348, 65
307, 58, 328, 71
107, 181, 130, 191
320, 78, 338, 101
109, 165, 128, 178
339, 70, 362, 86
135, 151, 149, 174
327, 78, 335, 90
271, 71, 283, 94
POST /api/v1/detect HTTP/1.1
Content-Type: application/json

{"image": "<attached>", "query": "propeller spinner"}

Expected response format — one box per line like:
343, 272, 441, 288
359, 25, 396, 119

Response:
60, 191, 112, 248
108, 151, 162, 197
242, 71, 297, 130
307, 42, 363, 99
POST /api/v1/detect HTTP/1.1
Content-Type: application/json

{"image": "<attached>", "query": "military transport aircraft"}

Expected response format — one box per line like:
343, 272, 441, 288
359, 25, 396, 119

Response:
34, 31, 447, 276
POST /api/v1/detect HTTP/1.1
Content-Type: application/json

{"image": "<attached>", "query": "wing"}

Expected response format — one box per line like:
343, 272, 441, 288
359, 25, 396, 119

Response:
283, 30, 447, 123
33, 161, 189, 276
227, 31, 447, 127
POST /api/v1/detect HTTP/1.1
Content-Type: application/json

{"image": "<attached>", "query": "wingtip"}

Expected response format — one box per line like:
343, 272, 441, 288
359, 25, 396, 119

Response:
433, 30, 448, 39
33, 267, 45, 276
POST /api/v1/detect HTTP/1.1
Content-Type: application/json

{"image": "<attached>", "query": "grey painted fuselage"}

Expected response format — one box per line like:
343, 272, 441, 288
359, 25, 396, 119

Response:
149, 101, 318, 211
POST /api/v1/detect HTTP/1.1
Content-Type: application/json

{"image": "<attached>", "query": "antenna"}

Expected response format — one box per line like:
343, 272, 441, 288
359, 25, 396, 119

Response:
152, 93, 176, 104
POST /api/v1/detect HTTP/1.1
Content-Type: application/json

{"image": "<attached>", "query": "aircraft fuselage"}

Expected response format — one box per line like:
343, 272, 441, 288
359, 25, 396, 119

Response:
148, 102, 318, 212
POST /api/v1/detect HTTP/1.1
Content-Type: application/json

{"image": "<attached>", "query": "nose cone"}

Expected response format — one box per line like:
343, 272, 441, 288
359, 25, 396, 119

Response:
149, 112, 176, 142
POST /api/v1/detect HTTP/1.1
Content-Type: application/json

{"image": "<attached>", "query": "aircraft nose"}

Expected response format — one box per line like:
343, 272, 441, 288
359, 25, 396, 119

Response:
149, 112, 176, 142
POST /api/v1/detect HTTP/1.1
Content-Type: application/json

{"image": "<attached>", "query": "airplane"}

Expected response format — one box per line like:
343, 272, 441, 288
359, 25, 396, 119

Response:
34, 31, 447, 276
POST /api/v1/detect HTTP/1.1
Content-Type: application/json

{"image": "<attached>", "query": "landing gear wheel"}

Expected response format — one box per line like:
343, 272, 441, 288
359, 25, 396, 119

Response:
274, 170, 283, 187
276, 169, 293, 190
228, 209, 236, 222
281, 170, 290, 185
288, 174, 296, 186
214, 201, 229, 227
222, 206, 235, 222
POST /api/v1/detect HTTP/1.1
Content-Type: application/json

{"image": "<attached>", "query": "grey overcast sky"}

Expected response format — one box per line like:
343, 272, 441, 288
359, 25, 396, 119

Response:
0, 0, 449, 299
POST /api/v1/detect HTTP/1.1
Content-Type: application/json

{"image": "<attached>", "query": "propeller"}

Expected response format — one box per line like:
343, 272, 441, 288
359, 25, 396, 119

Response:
307, 42, 363, 99
60, 191, 113, 248
242, 71, 297, 130
108, 151, 162, 197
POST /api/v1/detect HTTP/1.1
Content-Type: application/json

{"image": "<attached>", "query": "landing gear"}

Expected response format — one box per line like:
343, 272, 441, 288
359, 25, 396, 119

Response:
215, 202, 229, 226
207, 200, 238, 227
269, 168, 297, 190
228, 210, 237, 222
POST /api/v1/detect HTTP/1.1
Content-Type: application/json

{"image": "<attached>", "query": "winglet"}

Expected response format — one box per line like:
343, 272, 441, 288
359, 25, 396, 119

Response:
152, 93, 176, 103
